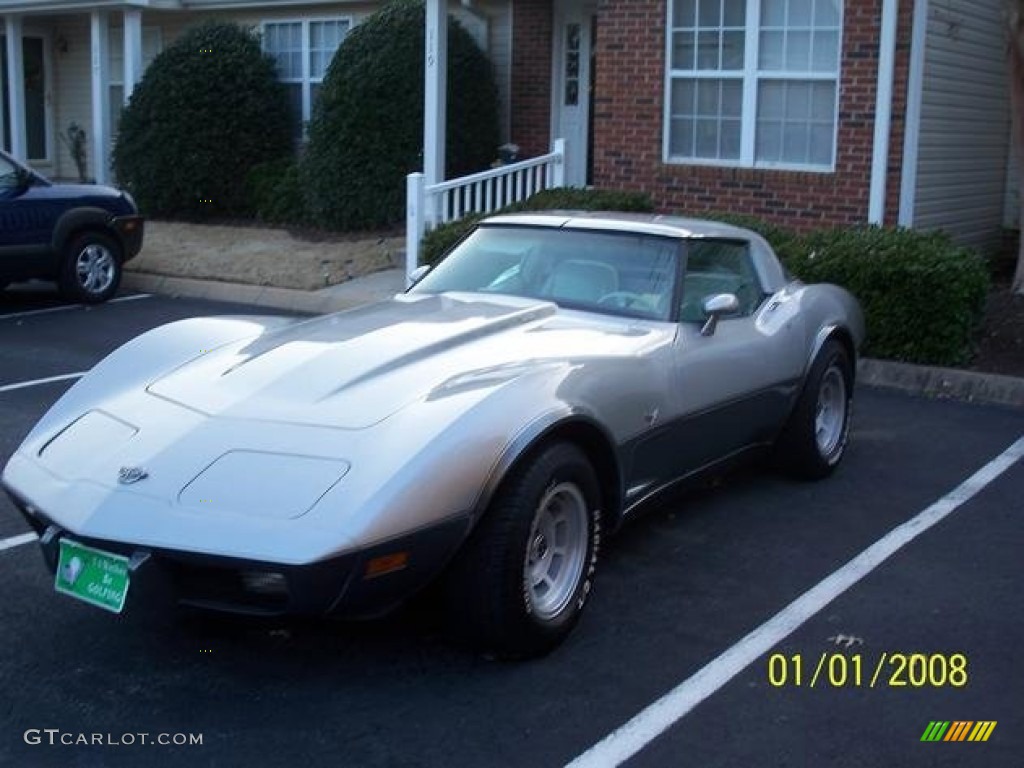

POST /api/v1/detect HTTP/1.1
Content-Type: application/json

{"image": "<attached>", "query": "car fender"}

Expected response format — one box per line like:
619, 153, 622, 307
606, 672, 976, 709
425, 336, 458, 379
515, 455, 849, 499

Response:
51, 207, 119, 254
471, 404, 624, 528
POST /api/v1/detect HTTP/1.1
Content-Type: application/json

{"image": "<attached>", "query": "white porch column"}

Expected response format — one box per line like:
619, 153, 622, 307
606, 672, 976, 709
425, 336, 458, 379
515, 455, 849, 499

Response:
4, 15, 27, 160
423, 0, 447, 192
123, 9, 143, 104
90, 10, 110, 184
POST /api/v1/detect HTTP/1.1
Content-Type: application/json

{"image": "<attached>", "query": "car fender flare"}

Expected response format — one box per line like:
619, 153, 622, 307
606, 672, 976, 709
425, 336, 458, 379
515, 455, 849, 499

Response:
51, 207, 117, 254
470, 406, 624, 530
805, 323, 857, 382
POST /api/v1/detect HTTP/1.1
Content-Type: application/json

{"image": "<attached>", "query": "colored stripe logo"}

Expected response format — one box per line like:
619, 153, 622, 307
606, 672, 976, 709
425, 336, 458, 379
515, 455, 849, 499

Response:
921, 721, 996, 742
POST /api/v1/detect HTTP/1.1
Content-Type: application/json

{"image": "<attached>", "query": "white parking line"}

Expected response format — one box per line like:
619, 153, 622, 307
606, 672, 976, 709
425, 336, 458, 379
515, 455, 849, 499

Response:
0, 293, 151, 321
567, 435, 1024, 768
0, 532, 38, 552
0, 372, 87, 393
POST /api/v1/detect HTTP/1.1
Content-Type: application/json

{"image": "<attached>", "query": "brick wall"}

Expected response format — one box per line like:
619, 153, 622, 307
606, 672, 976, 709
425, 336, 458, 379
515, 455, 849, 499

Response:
510, 0, 553, 157
511, 0, 915, 231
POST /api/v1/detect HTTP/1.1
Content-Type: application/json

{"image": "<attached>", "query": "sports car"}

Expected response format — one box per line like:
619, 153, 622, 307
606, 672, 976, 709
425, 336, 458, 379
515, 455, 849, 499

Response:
2, 212, 864, 657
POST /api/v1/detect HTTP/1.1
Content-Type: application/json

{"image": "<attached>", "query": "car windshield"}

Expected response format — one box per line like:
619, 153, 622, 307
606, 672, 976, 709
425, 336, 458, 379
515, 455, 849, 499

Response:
411, 224, 680, 321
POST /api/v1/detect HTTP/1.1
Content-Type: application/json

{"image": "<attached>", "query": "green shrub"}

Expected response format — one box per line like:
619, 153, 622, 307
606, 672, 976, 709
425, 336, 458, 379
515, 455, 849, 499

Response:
113, 22, 292, 218
421, 187, 654, 265
786, 227, 989, 366
304, 0, 500, 230
246, 159, 306, 225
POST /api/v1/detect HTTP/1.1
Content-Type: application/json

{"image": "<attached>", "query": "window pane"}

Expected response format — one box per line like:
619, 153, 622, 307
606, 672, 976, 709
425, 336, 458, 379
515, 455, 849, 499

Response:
674, 0, 697, 27
286, 82, 303, 141
723, 0, 745, 26
722, 79, 743, 116
759, 81, 784, 117
789, 0, 814, 26
782, 125, 808, 162
697, 80, 721, 115
811, 30, 839, 71
720, 119, 741, 157
722, 30, 744, 68
810, 123, 833, 164
698, 0, 721, 27
671, 79, 697, 116
696, 30, 720, 69
762, 0, 786, 26
695, 118, 719, 157
785, 81, 811, 120
143, 29, 161, 67
785, 30, 812, 70
670, 117, 695, 156
815, 0, 842, 26
759, 31, 784, 69
811, 81, 835, 119
673, 30, 696, 69
756, 120, 782, 160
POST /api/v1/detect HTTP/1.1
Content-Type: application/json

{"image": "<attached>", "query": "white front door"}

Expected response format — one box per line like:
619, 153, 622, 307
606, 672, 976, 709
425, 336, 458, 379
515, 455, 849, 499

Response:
1, 31, 54, 165
552, 1, 595, 188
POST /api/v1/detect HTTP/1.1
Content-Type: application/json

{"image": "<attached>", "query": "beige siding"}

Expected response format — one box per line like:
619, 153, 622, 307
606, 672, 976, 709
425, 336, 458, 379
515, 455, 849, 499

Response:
912, 0, 1011, 252
51, 15, 93, 180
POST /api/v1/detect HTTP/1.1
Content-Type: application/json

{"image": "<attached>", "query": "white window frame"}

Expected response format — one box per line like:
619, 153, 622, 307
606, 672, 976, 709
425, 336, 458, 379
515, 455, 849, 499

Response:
261, 16, 353, 137
662, 0, 843, 173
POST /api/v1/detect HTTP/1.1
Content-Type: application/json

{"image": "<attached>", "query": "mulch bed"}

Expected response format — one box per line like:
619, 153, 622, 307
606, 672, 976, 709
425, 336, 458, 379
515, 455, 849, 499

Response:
969, 280, 1024, 378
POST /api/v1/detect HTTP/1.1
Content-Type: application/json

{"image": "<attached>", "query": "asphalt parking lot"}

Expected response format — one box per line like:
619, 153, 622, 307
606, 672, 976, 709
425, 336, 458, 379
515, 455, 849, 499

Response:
1, 285, 1022, 768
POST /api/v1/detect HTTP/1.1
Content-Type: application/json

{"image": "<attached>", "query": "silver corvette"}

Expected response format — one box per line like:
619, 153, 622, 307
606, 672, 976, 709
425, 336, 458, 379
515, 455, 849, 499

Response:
3, 212, 863, 657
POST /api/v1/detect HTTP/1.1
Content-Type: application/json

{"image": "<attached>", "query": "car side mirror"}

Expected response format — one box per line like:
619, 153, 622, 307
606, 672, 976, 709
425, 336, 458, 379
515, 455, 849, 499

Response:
700, 293, 739, 337
407, 264, 432, 288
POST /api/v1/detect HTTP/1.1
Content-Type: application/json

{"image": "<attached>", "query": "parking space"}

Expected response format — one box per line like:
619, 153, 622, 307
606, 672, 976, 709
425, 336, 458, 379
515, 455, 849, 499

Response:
0, 289, 1021, 767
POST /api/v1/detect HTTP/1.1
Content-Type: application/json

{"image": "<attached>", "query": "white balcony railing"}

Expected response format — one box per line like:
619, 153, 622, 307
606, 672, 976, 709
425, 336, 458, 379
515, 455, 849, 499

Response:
405, 138, 566, 284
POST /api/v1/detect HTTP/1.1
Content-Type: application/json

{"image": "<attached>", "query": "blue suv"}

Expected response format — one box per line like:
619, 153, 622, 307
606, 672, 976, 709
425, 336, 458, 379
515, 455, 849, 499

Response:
0, 150, 144, 303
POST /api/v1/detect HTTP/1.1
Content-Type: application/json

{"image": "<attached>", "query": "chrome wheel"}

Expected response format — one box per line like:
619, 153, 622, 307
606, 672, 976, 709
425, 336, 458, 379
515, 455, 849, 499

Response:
524, 481, 589, 621
75, 242, 117, 296
815, 365, 847, 457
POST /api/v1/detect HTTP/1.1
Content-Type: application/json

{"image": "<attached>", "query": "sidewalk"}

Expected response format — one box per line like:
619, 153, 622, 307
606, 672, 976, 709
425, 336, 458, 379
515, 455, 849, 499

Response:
122, 220, 1024, 410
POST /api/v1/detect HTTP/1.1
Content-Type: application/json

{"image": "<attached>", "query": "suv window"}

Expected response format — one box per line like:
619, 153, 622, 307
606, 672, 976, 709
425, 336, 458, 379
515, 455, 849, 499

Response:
679, 239, 764, 323
0, 155, 21, 192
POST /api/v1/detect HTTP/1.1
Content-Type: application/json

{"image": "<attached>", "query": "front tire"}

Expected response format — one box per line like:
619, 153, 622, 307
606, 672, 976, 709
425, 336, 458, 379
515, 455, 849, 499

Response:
774, 339, 853, 480
444, 442, 601, 658
59, 231, 122, 304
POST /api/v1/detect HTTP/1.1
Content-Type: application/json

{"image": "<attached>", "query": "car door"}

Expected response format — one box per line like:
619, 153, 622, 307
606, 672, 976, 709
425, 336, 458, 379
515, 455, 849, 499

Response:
662, 238, 805, 474
0, 154, 56, 271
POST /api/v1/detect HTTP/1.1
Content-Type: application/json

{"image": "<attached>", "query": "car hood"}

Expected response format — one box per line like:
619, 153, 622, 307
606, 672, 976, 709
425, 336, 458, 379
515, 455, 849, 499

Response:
146, 292, 669, 430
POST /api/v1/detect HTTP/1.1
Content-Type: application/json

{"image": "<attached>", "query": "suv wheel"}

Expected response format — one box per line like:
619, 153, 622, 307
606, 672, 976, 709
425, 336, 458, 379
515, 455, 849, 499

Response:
59, 231, 122, 304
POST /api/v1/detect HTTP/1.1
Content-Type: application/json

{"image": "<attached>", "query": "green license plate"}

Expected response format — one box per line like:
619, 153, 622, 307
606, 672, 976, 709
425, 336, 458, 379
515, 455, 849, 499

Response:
54, 539, 130, 613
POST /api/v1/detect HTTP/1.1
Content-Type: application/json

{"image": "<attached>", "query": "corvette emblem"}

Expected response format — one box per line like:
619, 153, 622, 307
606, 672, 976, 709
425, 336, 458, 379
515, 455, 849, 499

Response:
118, 466, 148, 485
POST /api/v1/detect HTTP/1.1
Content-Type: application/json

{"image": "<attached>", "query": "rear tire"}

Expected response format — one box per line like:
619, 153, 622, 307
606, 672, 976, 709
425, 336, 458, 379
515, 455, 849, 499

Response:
59, 231, 122, 304
774, 339, 853, 480
444, 442, 601, 658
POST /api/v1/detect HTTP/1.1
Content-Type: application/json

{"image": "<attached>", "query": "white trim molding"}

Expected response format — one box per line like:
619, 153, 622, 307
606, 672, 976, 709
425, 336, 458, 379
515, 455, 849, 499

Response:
898, 0, 929, 227
868, 0, 900, 224
4, 15, 27, 160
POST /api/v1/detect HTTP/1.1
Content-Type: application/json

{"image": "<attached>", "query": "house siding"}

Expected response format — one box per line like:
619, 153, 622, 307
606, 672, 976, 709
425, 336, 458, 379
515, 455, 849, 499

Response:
584, 0, 917, 230
911, 0, 1010, 252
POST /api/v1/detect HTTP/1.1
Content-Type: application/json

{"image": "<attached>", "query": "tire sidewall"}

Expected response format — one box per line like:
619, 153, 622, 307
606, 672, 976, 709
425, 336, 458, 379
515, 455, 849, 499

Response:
517, 447, 602, 640
61, 232, 122, 304
812, 344, 853, 469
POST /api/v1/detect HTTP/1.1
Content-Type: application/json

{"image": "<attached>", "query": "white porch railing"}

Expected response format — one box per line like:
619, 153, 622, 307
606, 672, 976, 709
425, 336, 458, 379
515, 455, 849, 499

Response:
405, 138, 566, 283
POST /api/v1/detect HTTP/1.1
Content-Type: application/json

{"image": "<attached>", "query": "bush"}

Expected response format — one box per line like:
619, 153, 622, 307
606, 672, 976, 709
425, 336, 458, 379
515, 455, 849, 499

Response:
113, 22, 292, 218
304, 0, 500, 230
421, 187, 654, 265
785, 226, 989, 366
246, 159, 307, 225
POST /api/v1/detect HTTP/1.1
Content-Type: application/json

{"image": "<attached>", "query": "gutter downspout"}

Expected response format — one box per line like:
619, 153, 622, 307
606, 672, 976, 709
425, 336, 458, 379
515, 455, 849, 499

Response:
868, 0, 901, 225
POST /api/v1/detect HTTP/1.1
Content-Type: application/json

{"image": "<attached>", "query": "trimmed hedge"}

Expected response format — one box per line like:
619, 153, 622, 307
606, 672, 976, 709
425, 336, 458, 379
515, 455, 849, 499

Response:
421, 187, 654, 265
246, 159, 306, 225
786, 226, 989, 366
303, 0, 500, 230
113, 22, 292, 217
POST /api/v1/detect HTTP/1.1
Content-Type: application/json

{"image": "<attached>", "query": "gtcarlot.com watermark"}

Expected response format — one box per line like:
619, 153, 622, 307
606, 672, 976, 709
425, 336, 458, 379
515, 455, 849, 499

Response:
24, 729, 202, 747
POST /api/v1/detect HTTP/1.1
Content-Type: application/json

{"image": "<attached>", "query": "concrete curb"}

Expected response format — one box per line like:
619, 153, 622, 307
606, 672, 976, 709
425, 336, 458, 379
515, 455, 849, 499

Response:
857, 358, 1024, 410
123, 270, 1024, 411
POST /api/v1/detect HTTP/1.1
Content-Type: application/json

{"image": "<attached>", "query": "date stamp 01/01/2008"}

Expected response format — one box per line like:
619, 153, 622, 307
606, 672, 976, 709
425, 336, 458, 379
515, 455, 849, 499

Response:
766, 650, 968, 689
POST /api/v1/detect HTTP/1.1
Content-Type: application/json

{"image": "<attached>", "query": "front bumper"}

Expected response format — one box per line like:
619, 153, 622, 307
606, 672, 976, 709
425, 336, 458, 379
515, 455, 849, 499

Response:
6, 488, 470, 619
111, 214, 144, 261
